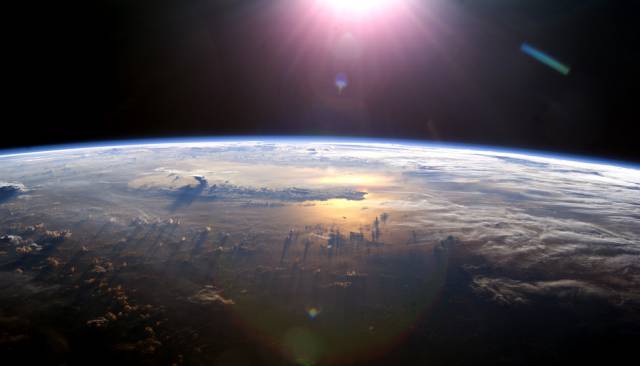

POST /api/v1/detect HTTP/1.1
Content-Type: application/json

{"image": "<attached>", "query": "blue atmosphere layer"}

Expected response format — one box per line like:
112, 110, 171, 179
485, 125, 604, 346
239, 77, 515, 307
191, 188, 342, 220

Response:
0, 136, 637, 170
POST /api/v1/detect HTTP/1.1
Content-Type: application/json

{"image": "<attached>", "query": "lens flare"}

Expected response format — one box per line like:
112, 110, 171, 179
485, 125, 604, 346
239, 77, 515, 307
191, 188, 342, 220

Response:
521, 43, 571, 76
307, 307, 321, 319
335, 73, 348, 93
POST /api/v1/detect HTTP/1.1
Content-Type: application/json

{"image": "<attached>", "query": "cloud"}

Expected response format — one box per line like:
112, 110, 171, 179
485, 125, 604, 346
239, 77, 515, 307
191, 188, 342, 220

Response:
1, 234, 43, 254
1, 235, 25, 246
188, 287, 235, 305
135, 179, 367, 209
86, 317, 109, 328
3, 141, 640, 310
471, 276, 614, 305
15, 243, 43, 254
0, 182, 26, 193
0, 182, 26, 203
44, 230, 72, 242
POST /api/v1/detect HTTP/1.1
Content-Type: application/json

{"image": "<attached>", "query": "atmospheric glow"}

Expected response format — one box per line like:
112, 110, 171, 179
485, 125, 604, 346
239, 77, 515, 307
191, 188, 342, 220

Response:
320, 0, 397, 16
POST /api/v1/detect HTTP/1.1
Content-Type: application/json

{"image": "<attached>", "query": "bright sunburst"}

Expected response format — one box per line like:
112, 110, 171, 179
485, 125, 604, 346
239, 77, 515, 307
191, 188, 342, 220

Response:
320, 0, 397, 16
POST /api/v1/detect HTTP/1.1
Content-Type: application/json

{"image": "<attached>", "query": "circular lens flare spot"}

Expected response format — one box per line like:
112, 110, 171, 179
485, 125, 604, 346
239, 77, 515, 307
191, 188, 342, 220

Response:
307, 307, 321, 320
335, 73, 348, 93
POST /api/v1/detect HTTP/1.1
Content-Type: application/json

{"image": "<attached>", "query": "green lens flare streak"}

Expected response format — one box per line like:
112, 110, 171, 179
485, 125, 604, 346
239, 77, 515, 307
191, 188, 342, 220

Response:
521, 43, 571, 76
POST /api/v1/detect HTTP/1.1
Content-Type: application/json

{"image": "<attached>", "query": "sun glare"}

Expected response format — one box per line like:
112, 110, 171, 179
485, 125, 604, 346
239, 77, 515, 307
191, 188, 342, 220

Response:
316, 174, 392, 187
320, 0, 396, 16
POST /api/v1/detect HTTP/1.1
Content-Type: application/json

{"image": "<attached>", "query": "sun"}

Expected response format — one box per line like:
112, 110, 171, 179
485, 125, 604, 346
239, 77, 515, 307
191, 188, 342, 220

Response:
320, 0, 397, 16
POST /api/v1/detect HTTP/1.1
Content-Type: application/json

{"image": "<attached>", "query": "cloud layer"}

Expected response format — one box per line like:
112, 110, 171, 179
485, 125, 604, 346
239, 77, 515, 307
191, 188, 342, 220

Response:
1, 141, 639, 306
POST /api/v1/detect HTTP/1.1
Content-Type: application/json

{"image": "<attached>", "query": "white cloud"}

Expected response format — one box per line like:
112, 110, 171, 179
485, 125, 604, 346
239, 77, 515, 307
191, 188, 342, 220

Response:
472, 276, 615, 305
188, 287, 235, 305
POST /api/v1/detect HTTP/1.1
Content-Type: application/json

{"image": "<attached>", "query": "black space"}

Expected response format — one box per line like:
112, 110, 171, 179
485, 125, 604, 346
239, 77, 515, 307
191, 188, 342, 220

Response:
6, 0, 640, 162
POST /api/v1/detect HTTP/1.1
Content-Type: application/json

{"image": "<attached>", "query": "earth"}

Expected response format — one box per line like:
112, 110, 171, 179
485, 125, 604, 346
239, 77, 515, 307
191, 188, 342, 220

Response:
0, 138, 639, 365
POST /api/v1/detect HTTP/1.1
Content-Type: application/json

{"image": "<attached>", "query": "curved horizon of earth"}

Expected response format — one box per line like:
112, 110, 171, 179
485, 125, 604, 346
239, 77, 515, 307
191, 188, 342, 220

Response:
1, 138, 639, 365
